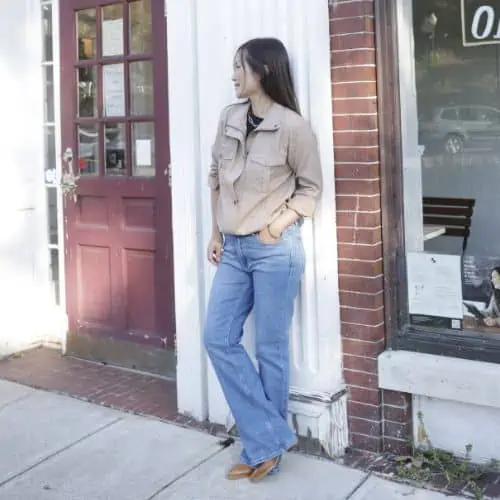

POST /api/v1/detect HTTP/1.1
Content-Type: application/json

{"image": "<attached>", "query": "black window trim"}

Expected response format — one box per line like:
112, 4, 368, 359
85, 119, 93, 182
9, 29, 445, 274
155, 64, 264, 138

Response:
375, 0, 500, 365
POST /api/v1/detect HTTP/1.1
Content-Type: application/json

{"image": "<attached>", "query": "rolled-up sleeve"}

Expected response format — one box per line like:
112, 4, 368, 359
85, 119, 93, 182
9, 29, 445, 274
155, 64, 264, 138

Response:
208, 109, 228, 190
286, 121, 323, 217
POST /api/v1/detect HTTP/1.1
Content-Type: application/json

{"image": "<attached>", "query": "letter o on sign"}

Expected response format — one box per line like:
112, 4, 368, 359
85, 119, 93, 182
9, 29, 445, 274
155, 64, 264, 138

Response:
472, 6, 495, 40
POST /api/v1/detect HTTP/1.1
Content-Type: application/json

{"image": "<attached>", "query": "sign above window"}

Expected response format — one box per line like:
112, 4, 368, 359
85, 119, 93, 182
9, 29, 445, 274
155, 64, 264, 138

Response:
461, 0, 500, 46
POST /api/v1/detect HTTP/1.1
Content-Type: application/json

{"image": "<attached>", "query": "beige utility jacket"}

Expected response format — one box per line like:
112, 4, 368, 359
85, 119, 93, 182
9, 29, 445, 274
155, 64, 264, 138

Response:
208, 101, 323, 235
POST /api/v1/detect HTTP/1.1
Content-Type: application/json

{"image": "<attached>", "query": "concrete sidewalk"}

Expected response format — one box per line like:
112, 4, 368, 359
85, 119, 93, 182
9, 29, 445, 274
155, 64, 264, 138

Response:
0, 379, 458, 500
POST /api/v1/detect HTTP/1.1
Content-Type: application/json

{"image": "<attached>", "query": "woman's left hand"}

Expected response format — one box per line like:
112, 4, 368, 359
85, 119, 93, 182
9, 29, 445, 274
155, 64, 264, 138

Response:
258, 225, 281, 245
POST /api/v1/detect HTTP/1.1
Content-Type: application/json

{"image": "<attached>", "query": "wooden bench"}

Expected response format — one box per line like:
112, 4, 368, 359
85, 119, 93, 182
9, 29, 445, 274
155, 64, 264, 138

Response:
422, 197, 475, 253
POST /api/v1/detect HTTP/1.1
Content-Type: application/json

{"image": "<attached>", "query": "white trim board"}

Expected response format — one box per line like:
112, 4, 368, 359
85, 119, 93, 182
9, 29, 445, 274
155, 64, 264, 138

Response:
379, 350, 500, 410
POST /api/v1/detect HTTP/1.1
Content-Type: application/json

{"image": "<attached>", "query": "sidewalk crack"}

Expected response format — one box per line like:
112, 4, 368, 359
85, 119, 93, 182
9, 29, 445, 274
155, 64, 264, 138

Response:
344, 472, 371, 500
0, 394, 32, 414
145, 439, 234, 500
0, 417, 123, 489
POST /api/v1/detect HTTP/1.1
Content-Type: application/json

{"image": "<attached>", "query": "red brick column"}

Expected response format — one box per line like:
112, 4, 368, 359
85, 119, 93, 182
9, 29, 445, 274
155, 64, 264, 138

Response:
330, 0, 412, 454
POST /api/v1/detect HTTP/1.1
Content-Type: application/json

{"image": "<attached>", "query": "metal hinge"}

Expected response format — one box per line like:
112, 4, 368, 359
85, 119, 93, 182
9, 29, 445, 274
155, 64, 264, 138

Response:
164, 163, 172, 188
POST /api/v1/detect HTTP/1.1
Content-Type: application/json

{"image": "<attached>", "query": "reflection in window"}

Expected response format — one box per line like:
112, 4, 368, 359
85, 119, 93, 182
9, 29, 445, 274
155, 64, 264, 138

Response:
105, 123, 126, 176
408, 1, 500, 336
77, 9, 97, 60
130, 0, 152, 54
78, 67, 97, 117
78, 125, 99, 175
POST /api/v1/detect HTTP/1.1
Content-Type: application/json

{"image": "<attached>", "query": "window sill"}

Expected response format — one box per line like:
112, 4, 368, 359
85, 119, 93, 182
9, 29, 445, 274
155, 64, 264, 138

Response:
378, 350, 500, 409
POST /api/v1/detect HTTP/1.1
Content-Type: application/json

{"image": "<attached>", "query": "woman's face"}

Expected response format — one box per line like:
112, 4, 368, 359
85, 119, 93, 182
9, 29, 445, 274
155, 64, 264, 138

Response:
232, 51, 261, 99
492, 270, 500, 289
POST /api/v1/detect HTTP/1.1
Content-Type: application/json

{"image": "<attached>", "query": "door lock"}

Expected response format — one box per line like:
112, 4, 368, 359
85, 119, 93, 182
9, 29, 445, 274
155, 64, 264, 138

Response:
61, 147, 80, 202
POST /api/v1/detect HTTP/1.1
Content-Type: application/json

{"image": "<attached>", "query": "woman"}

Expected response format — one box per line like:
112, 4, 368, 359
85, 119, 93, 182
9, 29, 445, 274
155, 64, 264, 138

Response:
204, 37, 323, 482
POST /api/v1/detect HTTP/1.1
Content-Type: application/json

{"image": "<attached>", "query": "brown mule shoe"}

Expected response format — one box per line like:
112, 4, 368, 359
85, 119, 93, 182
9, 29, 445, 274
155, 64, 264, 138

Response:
249, 457, 280, 483
227, 463, 254, 480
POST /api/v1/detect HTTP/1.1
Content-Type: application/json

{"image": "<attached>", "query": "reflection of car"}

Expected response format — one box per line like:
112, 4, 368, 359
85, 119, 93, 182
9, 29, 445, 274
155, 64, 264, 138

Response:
78, 127, 125, 173
419, 105, 500, 154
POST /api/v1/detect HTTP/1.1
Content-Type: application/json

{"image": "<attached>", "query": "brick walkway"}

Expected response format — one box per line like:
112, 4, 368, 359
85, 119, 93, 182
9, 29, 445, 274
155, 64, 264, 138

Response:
0, 346, 220, 435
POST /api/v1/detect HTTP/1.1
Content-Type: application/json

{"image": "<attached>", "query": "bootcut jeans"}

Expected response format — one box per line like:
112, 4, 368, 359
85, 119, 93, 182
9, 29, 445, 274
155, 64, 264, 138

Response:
204, 222, 305, 468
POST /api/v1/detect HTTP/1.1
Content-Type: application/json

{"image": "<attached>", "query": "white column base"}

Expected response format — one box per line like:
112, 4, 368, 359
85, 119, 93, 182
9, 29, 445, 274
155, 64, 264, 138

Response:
289, 387, 349, 458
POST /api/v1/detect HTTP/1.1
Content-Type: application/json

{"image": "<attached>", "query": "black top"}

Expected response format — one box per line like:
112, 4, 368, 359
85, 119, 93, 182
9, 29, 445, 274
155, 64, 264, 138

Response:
246, 107, 264, 136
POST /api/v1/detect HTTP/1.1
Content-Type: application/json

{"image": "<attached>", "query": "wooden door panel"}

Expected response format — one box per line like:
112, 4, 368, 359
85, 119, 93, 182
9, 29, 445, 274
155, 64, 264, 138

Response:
61, 0, 174, 350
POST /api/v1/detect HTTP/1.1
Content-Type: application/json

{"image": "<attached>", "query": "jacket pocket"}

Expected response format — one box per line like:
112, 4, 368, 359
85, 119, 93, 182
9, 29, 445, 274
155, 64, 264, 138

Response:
246, 154, 287, 192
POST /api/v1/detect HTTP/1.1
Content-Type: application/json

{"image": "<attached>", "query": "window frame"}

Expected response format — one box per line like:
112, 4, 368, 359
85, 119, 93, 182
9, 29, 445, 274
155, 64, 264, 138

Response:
375, 0, 500, 364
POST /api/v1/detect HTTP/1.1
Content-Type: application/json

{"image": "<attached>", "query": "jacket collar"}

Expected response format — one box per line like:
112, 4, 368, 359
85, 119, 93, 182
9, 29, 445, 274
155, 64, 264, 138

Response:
226, 101, 284, 135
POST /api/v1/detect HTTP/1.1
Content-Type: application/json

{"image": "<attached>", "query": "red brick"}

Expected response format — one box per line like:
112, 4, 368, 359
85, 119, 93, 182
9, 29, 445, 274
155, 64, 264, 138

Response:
383, 438, 411, 455
383, 404, 411, 423
349, 416, 382, 436
330, 0, 374, 19
336, 195, 381, 212
331, 66, 377, 83
343, 338, 385, 358
350, 432, 382, 453
336, 211, 381, 228
348, 400, 380, 421
337, 258, 383, 277
334, 146, 380, 162
331, 33, 376, 51
383, 390, 410, 408
337, 227, 382, 245
334, 130, 379, 147
384, 421, 410, 441
340, 306, 384, 326
344, 354, 378, 374
330, 17, 374, 36
341, 323, 385, 342
338, 289, 384, 309
338, 243, 382, 261
345, 369, 379, 390
332, 49, 376, 68
333, 97, 378, 115
333, 113, 378, 131
335, 178, 381, 196
332, 82, 377, 99
338, 274, 383, 294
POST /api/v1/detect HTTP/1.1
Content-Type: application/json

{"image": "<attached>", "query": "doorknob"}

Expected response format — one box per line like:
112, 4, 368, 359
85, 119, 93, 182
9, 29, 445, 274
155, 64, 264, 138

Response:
61, 147, 80, 203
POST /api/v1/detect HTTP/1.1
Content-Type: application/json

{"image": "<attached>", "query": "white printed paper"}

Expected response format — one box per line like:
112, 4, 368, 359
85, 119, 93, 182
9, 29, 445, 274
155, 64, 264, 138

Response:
136, 139, 152, 167
102, 19, 123, 57
407, 252, 463, 319
103, 64, 125, 116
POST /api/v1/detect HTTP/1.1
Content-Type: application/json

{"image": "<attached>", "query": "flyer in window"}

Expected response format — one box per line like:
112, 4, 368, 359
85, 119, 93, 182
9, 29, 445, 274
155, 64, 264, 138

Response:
407, 252, 463, 329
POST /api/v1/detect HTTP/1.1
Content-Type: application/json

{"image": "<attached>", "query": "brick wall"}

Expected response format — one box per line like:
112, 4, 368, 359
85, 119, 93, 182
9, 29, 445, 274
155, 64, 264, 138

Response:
329, 0, 412, 454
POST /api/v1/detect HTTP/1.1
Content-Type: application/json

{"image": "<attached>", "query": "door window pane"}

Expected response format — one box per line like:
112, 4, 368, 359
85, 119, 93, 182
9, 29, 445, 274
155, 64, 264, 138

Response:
78, 124, 99, 175
102, 4, 124, 57
44, 126, 57, 185
41, 4, 53, 62
47, 188, 58, 245
130, 61, 154, 115
77, 9, 96, 60
132, 122, 155, 177
105, 123, 126, 176
103, 63, 125, 117
50, 249, 60, 305
43, 65, 55, 122
130, 0, 152, 54
78, 67, 97, 117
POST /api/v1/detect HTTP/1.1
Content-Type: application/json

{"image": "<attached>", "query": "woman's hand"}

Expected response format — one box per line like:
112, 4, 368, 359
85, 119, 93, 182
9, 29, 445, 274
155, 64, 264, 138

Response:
257, 225, 281, 245
207, 233, 223, 265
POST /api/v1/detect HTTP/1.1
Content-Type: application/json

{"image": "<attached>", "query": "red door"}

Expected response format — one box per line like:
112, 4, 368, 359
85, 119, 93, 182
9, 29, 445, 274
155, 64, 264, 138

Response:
60, 0, 175, 351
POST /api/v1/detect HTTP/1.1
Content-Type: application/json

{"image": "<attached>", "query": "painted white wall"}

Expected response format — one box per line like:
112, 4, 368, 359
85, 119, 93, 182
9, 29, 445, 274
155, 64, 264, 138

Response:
167, 0, 343, 440
0, 0, 57, 356
413, 396, 500, 463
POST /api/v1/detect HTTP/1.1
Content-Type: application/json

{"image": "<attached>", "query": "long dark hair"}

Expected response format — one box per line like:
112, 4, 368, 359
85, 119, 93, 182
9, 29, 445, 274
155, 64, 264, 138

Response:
237, 38, 300, 115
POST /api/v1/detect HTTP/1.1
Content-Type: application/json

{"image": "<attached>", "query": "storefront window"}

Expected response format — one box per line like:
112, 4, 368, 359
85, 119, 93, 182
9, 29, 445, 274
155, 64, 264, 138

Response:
405, 0, 500, 337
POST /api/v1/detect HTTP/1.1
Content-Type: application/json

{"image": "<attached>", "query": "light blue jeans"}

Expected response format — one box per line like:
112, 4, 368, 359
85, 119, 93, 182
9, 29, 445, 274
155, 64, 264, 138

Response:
204, 222, 305, 468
